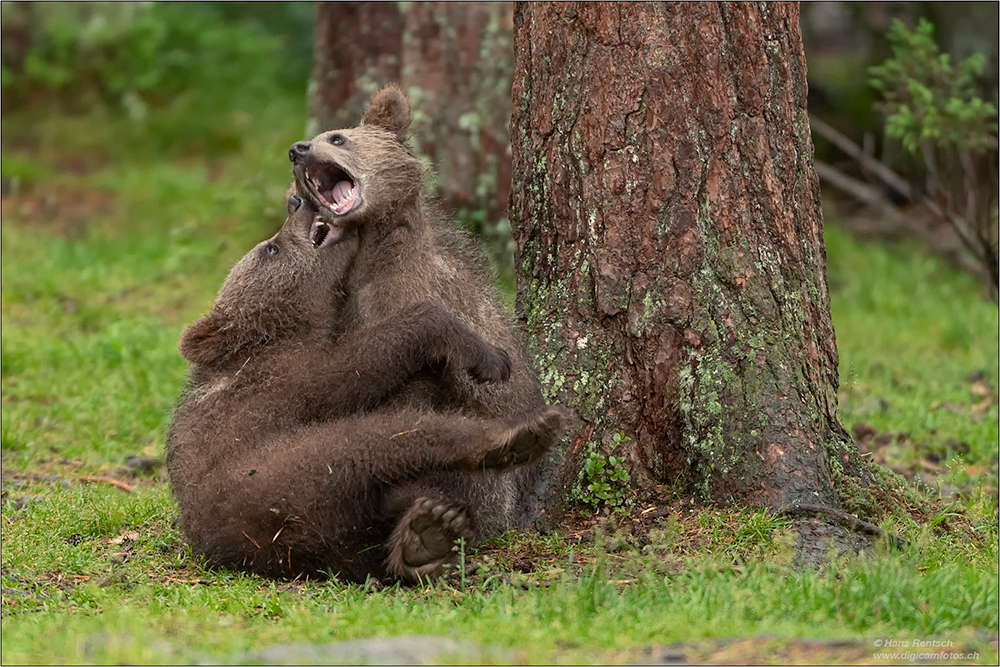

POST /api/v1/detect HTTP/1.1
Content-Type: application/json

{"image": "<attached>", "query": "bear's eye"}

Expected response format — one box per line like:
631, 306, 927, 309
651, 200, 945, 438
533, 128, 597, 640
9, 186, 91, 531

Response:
265, 243, 279, 257
329, 134, 345, 146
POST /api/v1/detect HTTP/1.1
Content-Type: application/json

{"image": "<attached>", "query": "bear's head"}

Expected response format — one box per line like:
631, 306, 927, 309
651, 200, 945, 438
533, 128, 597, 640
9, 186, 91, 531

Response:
288, 85, 423, 237
179, 195, 359, 370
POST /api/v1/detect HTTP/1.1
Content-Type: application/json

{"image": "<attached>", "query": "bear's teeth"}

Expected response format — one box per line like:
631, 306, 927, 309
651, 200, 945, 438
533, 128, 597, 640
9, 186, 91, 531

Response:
305, 171, 323, 193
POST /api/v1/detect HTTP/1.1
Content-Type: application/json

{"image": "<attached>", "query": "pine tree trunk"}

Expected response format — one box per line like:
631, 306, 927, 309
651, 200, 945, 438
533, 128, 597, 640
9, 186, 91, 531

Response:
307, 2, 514, 259
511, 2, 878, 520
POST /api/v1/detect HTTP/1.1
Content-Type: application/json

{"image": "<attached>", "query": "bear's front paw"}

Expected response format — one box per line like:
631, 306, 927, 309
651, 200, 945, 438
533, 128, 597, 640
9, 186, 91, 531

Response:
465, 345, 511, 384
477, 406, 568, 469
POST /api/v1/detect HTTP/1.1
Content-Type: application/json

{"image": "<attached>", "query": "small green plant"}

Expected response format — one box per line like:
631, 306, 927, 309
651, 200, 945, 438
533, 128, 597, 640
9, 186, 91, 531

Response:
868, 17, 997, 155
579, 432, 633, 513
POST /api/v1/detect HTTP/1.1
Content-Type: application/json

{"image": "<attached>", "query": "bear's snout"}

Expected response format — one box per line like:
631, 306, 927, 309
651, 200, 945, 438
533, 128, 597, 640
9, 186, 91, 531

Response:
289, 141, 313, 163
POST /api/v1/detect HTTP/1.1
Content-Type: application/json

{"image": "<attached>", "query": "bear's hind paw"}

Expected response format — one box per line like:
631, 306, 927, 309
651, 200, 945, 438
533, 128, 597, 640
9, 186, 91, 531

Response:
386, 497, 472, 582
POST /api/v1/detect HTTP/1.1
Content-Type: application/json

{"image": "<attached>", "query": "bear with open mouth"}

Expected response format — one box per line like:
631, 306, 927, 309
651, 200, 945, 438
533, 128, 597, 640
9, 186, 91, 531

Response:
287, 86, 563, 545
166, 195, 566, 582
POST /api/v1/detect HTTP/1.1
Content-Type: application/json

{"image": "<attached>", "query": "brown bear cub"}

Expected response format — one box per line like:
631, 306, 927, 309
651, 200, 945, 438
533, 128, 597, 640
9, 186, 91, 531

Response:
288, 85, 558, 539
167, 196, 565, 582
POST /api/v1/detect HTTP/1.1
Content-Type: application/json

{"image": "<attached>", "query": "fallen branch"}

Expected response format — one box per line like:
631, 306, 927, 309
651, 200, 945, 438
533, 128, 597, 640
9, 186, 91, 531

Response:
810, 115, 913, 199
814, 161, 985, 279
812, 160, 907, 222
79, 476, 134, 493
163, 577, 215, 586
810, 115, 998, 297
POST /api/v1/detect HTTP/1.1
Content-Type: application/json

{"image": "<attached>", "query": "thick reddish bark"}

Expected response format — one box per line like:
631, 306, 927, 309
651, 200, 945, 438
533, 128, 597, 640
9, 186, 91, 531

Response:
511, 2, 872, 515
307, 2, 514, 245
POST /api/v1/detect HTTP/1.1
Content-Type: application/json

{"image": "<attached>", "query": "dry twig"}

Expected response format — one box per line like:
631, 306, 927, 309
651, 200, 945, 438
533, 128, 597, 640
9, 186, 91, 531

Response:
79, 476, 134, 493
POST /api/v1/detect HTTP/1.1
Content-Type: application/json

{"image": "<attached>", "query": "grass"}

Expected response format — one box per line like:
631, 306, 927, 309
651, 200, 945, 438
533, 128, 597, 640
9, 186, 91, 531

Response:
2, 26, 998, 664
1, 488, 996, 664
827, 220, 999, 495
1, 473, 997, 662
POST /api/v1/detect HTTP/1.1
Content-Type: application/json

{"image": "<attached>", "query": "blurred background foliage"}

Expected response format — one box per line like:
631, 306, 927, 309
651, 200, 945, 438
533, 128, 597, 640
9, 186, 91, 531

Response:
2, 2, 313, 109
802, 2, 998, 147
2, 2, 314, 159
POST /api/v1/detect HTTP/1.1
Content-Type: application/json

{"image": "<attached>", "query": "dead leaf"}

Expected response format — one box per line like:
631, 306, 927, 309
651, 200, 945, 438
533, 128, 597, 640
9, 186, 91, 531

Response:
970, 379, 996, 400
935, 401, 965, 415
873, 433, 893, 447
109, 531, 139, 544
851, 423, 877, 450
972, 397, 995, 419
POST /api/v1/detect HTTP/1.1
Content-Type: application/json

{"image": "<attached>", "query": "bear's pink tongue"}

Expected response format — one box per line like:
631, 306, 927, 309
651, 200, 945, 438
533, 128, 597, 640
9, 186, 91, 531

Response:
331, 180, 354, 206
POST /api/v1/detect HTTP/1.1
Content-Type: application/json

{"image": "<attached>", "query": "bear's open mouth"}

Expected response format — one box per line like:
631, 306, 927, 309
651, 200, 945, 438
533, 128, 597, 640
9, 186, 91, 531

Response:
303, 163, 362, 216
309, 214, 343, 249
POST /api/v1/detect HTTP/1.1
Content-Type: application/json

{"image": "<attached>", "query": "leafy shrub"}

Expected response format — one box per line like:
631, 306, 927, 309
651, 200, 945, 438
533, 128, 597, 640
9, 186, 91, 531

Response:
868, 17, 998, 155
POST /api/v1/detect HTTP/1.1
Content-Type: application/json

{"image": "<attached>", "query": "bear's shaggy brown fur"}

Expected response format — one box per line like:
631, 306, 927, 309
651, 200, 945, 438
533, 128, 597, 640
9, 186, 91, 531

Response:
167, 198, 565, 581
288, 86, 556, 540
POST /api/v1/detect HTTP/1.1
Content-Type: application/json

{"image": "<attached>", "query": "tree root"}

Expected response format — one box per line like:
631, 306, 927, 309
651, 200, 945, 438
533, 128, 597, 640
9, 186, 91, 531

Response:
780, 503, 910, 550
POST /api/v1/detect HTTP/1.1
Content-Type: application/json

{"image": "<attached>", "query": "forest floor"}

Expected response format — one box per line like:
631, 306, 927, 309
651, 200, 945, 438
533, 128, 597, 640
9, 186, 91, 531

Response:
2, 95, 998, 664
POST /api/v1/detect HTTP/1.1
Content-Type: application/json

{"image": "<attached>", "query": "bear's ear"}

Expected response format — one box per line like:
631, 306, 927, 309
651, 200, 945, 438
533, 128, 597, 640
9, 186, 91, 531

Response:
362, 85, 411, 143
179, 310, 233, 368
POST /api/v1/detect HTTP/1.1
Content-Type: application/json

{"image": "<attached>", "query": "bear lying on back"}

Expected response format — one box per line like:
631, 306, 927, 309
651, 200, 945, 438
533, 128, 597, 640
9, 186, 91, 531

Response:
166, 198, 565, 581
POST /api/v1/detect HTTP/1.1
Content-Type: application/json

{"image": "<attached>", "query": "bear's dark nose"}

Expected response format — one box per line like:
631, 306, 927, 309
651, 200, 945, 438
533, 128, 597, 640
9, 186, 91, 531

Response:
289, 141, 313, 163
